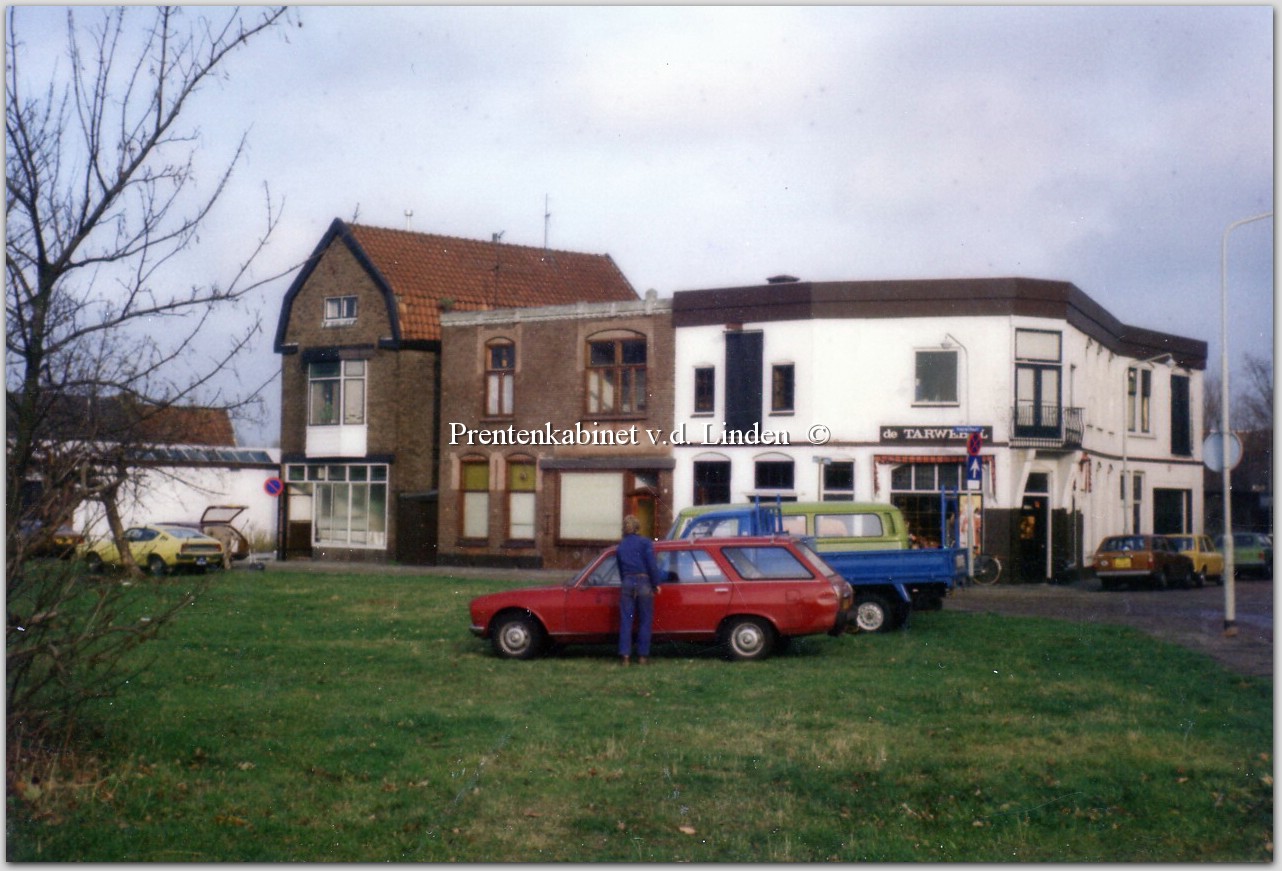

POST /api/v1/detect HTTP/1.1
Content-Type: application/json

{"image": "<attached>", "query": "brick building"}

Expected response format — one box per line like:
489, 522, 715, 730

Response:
438, 293, 674, 569
273, 219, 637, 563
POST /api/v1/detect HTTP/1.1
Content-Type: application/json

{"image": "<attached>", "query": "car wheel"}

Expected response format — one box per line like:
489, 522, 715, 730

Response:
84, 552, 104, 574
1193, 569, 1206, 589
1153, 568, 1169, 591
854, 594, 895, 633
147, 555, 169, 578
491, 612, 545, 660
722, 617, 775, 661
1099, 577, 1117, 591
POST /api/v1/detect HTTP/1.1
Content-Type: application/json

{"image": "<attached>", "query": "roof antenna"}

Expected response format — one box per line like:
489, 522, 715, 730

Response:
491, 231, 505, 308
543, 194, 551, 255
403, 209, 413, 230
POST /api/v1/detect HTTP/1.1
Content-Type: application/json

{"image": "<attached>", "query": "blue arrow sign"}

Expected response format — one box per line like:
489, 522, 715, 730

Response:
966, 456, 983, 488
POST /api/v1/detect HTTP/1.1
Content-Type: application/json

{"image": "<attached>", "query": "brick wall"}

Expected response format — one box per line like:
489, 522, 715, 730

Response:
439, 305, 675, 568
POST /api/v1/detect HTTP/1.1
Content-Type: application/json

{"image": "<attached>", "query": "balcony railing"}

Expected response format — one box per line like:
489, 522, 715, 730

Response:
1010, 404, 1083, 449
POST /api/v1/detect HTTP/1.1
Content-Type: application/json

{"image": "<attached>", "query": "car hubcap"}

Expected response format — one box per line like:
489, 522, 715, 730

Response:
731, 623, 765, 655
499, 622, 530, 655
856, 603, 884, 631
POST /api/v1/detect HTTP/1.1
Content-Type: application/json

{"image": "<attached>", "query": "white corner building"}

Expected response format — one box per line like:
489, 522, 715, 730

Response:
669, 277, 1206, 582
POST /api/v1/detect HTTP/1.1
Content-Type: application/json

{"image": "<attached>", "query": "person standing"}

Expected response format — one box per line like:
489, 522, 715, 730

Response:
616, 514, 661, 666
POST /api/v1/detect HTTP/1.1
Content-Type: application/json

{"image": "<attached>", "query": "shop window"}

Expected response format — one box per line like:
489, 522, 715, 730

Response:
558, 472, 624, 541
291, 462, 387, 548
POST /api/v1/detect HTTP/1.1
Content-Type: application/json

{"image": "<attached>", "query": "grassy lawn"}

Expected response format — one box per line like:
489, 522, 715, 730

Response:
7, 567, 1272, 861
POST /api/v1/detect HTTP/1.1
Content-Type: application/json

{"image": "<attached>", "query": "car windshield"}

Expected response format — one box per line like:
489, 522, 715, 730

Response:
159, 526, 208, 539
1100, 536, 1146, 552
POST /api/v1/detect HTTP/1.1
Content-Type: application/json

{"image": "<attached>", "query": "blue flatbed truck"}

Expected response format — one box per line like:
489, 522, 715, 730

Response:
670, 494, 967, 632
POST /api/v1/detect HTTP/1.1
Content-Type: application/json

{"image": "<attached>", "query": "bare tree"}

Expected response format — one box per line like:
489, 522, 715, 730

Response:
1235, 352, 1273, 433
6, 6, 293, 742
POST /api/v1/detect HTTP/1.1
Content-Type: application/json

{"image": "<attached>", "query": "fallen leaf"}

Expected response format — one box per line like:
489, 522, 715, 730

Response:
679, 825, 697, 835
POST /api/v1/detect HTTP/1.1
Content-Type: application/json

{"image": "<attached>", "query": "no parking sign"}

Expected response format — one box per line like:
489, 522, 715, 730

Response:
264, 476, 284, 497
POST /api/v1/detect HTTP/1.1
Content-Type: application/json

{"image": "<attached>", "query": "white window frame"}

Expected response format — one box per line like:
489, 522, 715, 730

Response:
914, 349, 959, 405
308, 360, 366, 426
287, 463, 388, 549
323, 295, 358, 326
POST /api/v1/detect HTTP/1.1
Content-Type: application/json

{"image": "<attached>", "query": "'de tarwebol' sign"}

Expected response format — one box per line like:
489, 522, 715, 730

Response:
879, 425, 993, 446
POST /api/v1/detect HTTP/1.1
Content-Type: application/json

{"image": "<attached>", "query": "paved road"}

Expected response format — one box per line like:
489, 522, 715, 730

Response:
943, 576, 1274, 678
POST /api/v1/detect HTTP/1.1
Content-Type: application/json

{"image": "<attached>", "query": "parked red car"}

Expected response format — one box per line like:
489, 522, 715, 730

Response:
469, 536, 854, 661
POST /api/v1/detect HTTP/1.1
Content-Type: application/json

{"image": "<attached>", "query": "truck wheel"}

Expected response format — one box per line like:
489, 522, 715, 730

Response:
854, 594, 894, 633
722, 617, 775, 661
491, 612, 546, 660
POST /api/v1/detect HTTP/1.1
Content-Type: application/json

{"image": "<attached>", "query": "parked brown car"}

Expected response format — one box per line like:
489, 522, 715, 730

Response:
1091, 534, 1195, 591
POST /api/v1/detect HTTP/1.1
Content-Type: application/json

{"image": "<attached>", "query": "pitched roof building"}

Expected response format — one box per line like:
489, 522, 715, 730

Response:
273, 219, 640, 564
275, 219, 636, 351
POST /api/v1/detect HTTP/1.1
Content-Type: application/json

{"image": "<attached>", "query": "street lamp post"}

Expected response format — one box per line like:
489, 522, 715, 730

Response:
1121, 353, 1174, 535
1220, 211, 1272, 636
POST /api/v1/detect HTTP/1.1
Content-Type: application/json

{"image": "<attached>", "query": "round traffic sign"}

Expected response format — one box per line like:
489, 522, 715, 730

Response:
1202, 432, 1243, 473
264, 476, 285, 497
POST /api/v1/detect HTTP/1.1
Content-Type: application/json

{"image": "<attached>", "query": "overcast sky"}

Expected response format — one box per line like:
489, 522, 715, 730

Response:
15, 6, 1274, 446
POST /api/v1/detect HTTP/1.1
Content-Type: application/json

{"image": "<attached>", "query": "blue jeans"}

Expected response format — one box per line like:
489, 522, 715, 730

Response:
618, 574, 655, 657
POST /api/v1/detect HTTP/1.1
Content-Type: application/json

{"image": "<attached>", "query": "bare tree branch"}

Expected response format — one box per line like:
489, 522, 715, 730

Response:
6, 4, 294, 742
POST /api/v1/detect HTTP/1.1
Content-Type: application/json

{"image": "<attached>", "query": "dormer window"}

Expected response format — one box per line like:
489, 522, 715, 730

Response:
324, 296, 358, 326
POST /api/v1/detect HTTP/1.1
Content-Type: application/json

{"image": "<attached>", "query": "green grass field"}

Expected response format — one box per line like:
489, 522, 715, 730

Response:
7, 567, 1272, 861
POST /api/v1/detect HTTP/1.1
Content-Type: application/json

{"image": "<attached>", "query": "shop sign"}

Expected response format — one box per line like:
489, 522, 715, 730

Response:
879, 425, 993, 446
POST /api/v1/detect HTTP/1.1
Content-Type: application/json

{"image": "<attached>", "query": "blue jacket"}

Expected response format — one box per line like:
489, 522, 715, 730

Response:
616, 533, 662, 587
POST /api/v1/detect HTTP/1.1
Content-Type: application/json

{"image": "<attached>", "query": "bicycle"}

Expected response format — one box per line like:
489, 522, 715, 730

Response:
970, 552, 1003, 586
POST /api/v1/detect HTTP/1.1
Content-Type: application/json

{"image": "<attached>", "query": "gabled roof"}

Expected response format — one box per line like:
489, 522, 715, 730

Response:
275, 219, 638, 350
7, 393, 237, 447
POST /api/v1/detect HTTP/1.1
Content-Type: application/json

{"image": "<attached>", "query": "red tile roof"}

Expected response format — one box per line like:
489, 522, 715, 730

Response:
276, 220, 638, 347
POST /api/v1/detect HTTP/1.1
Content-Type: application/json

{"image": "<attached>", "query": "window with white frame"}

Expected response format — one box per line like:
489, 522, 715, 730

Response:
461, 459, 490, 541
914, 350, 958, 404
771, 363, 795, 413
287, 463, 387, 548
486, 340, 515, 417
324, 296, 358, 325
1127, 367, 1152, 434
694, 366, 715, 414
821, 461, 855, 501
507, 459, 536, 541
308, 360, 366, 426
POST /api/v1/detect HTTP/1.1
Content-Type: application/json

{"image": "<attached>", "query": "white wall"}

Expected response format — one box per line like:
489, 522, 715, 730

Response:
75, 454, 281, 549
670, 312, 1205, 545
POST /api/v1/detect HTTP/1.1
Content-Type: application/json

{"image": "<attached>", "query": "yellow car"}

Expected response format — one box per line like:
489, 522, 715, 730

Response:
1162, 534, 1224, 588
81, 524, 225, 576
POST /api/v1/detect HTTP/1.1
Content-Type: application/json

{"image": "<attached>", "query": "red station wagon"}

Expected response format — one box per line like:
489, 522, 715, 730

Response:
469, 536, 854, 661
